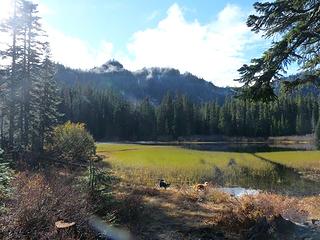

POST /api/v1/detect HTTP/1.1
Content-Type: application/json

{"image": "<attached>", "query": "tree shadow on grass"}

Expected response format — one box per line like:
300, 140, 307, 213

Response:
108, 185, 231, 240
251, 153, 320, 196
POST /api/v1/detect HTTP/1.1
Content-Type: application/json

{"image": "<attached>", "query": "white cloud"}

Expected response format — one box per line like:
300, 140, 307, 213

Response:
0, 0, 113, 70
1, 2, 264, 87
37, 1, 114, 70
47, 28, 113, 70
121, 3, 263, 87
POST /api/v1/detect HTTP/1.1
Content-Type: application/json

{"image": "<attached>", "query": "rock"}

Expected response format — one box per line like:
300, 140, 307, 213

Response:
55, 220, 76, 229
246, 217, 271, 240
271, 214, 296, 234
246, 214, 320, 240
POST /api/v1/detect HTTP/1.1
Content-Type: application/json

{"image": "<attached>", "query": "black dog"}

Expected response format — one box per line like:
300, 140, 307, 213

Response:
159, 179, 170, 189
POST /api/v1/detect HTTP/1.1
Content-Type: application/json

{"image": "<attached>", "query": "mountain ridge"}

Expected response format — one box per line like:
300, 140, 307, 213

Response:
55, 60, 234, 104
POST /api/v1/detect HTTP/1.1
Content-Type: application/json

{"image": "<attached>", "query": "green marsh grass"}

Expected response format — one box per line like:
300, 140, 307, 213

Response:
257, 151, 320, 171
97, 143, 275, 185
97, 143, 320, 194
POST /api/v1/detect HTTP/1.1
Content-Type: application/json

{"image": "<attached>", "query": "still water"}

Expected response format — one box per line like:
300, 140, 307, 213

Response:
181, 142, 316, 152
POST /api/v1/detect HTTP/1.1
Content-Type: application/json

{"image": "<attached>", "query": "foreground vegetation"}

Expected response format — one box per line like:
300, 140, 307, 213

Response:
0, 0, 319, 238
95, 143, 320, 239
105, 182, 320, 239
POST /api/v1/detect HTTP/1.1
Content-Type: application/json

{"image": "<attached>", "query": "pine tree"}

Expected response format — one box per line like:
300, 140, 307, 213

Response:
237, 0, 320, 101
0, 0, 24, 147
173, 95, 185, 137
315, 118, 320, 145
138, 98, 156, 139
30, 45, 61, 151
0, 0, 61, 154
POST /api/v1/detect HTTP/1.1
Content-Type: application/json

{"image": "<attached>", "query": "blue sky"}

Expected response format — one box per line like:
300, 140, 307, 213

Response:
41, 0, 257, 49
1, 0, 275, 86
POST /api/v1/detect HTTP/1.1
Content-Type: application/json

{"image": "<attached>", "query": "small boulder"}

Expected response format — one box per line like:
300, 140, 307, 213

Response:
55, 220, 76, 229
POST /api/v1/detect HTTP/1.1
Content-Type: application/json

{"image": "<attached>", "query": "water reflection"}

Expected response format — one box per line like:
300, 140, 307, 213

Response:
219, 187, 260, 197
181, 142, 315, 152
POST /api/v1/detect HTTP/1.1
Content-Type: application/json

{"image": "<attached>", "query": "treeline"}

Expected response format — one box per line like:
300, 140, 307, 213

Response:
0, 0, 60, 151
60, 86, 320, 140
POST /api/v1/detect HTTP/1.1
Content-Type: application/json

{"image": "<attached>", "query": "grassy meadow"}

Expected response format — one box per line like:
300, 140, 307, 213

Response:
255, 151, 320, 171
97, 143, 320, 191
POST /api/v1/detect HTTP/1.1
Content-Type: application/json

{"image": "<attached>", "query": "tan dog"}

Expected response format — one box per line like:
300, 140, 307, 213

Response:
195, 182, 208, 191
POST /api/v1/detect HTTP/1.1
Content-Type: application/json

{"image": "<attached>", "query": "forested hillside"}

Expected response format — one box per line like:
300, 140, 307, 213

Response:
2, 55, 319, 141
55, 60, 232, 104
60, 86, 319, 140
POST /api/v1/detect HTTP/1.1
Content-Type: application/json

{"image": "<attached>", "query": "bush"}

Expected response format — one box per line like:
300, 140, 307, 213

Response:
51, 121, 96, 162
0, 149, 13, 211
213, 193, 308, 232
0, 172, 95, 240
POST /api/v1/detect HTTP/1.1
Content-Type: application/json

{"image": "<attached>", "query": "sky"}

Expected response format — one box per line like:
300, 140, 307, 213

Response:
0, 0, 273, 87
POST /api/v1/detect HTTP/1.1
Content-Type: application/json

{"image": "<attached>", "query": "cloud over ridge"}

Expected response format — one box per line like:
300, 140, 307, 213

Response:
121, 3, 263, 87
1, 2, 263, 87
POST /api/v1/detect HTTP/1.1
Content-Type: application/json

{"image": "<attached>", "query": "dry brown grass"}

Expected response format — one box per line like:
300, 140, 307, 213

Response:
0, 171, 95, 240
105, 181, 319, 239
211, 192, 317, 235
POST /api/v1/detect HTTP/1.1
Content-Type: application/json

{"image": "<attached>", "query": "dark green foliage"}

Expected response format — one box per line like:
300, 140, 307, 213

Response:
315, 118, 320, 144
237, 0, 320, 101
0, 149, 13, 211
60, 85, 320, 140
0, 0, 60, 153
30, 45, 61, 152
138, 98, 157, 139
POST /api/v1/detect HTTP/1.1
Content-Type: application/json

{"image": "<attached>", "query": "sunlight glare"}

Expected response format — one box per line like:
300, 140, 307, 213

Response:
0, 0, 14, 22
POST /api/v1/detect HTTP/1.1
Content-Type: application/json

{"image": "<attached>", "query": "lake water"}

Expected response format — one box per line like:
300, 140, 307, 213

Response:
138, 141, 316, 152
180, 142, 316, 152
219, 187, 260, 197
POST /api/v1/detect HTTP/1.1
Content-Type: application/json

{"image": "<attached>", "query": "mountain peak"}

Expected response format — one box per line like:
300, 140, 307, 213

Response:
91, 59, 125, 73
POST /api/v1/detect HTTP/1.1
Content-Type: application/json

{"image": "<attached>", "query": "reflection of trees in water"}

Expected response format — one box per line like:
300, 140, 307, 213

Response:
182, 142, 316, 152
209, 160, 320, 196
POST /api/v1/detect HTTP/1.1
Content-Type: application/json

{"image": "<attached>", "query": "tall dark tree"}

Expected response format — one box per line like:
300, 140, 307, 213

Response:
316, 117, 320, 145
31, 45, 60, 151
0, 0, 24, 147
0, 0, 61, 153
138, 98, 156, 139
237, 0, 320, 101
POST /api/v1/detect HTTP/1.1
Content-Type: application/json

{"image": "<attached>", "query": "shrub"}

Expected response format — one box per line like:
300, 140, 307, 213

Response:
212, 193, 309, 232
51, 121, 96, 162
0, 149, 13, 211
0, 172, 95, 240
116, 193, 146, 225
